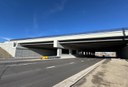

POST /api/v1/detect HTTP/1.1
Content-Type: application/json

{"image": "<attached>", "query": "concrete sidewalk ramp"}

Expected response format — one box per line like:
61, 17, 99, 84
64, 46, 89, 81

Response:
72, 59, 128, 87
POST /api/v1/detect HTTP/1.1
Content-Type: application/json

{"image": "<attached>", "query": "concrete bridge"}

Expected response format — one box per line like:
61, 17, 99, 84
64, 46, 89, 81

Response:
0, 28, 128, 58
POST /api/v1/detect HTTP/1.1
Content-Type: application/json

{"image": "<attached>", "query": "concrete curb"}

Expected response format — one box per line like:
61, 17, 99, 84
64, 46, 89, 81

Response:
0, 57, 77, 64
0, 59, 42, 64
53, 59, 106, 87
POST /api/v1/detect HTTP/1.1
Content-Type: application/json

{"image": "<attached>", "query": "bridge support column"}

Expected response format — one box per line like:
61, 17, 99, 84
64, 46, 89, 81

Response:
76, 50, 79, 55
83, 52, 85, 55
117, 45, 128, 59
91, 51, 95, 57
57, 48, 62, 57
69, 49, 72, 55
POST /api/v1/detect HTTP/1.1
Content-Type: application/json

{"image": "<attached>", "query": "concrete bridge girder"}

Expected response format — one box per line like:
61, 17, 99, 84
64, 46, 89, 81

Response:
1, 29, 128, 58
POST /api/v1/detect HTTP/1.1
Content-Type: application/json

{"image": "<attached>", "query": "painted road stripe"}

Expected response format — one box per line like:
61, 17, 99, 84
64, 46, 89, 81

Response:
46, 66, 55, 69
8, 64, 28, 67
8, 63, 37, 67
69, 62, 75, 64
81, 60, 84, 62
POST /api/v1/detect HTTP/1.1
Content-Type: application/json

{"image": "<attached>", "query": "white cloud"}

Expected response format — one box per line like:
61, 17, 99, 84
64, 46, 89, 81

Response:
49, 0, 67, 13
33, 12, 38, 29
43, 0, 68, 18
0, 36, 12, 41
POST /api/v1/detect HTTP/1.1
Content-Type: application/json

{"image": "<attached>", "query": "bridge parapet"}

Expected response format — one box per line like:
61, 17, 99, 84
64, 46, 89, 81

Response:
10, 29, 126, 44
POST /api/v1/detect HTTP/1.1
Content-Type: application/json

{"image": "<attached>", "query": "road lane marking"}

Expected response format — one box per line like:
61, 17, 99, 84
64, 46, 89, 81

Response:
81, 60, 84, 62
8, 63, 38, 67
46, 66, 55, 69
69, 62, 75, 64
53, 62, 76, 68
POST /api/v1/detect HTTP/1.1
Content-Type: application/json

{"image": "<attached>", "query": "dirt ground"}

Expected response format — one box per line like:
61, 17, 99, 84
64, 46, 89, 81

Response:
73, 59, 128, 87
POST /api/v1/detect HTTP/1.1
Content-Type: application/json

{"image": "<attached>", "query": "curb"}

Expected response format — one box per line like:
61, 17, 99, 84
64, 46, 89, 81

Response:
0, 58, 77, 64
53, 59, 106, 87
0, 59, 42, 64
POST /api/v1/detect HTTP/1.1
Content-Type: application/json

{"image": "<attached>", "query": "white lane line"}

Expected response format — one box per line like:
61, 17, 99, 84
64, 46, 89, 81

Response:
46, 62, 75, 69
8, 64, 16, 67
46, 66, 55, 69
8, 64, 28, 67
69, 62, 75, 64
8, 63, 37, 67
81, 60, 84, 62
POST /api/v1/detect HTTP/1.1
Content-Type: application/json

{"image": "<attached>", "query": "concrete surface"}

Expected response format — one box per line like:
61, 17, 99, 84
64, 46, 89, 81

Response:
72, 59, 128, 87
0, 58, 102, 87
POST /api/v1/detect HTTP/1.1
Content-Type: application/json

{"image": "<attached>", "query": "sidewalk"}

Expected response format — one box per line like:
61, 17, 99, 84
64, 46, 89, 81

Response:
72, 59, 128, 87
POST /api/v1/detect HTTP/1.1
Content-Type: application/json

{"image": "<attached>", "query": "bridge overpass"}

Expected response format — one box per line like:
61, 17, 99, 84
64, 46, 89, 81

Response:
0, 28, 128, 58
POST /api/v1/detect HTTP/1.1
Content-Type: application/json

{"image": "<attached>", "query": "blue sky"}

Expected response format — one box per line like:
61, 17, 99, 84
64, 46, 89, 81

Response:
0, 0, 128, 42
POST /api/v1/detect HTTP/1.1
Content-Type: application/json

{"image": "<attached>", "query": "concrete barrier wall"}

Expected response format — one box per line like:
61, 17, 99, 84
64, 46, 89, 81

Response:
0, 42, 16, 57
0, 47, 12, 58
15, 47, 56, 58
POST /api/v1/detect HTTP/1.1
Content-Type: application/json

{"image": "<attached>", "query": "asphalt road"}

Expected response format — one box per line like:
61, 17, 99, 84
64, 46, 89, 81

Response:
0, 58, 102, 87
